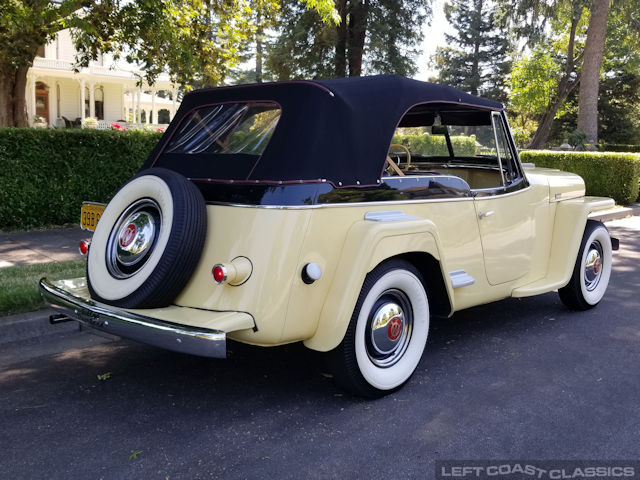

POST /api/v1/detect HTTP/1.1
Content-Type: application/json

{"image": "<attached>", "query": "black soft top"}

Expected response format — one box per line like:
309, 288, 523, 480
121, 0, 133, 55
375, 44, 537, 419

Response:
145, 75, 504, 188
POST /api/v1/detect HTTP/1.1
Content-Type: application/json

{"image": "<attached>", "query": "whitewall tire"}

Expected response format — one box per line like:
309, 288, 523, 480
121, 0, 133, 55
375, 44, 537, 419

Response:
87, 168, 207, 309
326, 259, 430, 397
559, 220, 612, 310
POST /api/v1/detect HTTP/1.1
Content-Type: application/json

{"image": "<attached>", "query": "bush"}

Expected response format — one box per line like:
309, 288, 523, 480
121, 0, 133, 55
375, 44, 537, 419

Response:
520, 150, 640, 205
392, 134, 476, 157
598, 144, 640, 153
0, 128, 161, 229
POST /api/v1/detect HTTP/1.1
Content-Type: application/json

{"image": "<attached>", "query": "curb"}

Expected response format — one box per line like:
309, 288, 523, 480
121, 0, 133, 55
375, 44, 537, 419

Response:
590, 203, 640, 223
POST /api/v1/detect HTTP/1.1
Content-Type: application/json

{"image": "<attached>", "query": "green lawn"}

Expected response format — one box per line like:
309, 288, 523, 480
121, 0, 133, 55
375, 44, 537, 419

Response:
0, 260, 86, 317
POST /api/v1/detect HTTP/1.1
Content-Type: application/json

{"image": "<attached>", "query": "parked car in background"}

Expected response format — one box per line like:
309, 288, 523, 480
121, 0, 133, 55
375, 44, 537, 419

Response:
41, 75, 618, 397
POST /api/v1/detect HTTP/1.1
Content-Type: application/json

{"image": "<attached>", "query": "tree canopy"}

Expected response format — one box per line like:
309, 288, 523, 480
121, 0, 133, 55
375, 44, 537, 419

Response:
433, 0, 511, 101
0, 0, 337, 126
265, 0, 432, 80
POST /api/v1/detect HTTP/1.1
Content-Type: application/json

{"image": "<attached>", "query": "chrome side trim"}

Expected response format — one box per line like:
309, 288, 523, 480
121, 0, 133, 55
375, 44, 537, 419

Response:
206, 195, 475, 210
39, 278, 227, 358
449, 270, 475, 288
364, 210, 418, 222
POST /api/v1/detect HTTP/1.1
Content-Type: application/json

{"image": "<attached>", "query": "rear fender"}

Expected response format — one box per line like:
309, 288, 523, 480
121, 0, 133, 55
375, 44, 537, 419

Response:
303, 217, 450, 352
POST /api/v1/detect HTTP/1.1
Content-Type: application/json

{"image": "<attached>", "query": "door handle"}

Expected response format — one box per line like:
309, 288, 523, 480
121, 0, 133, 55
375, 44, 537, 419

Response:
478, 210, 495, 219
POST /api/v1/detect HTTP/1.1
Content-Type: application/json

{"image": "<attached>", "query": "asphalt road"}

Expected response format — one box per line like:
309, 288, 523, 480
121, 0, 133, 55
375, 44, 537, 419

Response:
1, 218, 639, 479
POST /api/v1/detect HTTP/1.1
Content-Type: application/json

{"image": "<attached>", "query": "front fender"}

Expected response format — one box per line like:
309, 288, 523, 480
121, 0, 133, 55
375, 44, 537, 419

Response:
303, 217, 448, 352
512, 196, 614, 297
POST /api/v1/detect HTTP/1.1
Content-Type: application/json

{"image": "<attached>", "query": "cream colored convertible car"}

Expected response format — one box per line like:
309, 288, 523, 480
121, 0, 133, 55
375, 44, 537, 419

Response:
41, 75, 618, 397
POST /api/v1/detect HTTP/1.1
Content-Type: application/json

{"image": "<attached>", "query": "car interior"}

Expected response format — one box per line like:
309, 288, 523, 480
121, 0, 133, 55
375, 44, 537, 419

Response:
383, 103, 523, 192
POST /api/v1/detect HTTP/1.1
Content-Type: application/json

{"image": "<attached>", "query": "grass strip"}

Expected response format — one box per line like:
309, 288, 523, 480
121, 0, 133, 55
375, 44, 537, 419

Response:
0, 259, 86, 317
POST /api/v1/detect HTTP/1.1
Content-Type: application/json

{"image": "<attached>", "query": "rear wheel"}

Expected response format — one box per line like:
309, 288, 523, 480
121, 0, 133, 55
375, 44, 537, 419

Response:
326, 260, 429, 398
559, 220, 612, 310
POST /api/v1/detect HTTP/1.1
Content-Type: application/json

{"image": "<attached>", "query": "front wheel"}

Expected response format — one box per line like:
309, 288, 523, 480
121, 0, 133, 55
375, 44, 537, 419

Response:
559, 220, 613, 310
325, 260, 430, 398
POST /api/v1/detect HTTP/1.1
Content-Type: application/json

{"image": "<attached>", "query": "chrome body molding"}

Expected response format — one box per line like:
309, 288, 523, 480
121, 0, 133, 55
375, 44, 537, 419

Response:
449, 270, 475, 289
40, 277, 229, 358
364, 210, 418, 222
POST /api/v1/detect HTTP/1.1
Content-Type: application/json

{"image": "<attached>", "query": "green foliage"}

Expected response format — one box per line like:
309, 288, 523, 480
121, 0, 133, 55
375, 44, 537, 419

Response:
519, 150, 640, 205
0, 129, 160, 229
567, 129, 587, 148
434, 0, 511, 101
0, 259, 86, 317
598, 144, 640, 153
300, 0, 341, 23
0, 1, 337, 98
509, 48, 563, 118
266, 0, 430, 80
393, 134, 477, 157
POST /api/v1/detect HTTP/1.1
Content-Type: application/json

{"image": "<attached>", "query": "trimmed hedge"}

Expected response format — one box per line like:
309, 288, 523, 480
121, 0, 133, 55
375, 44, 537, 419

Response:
0, 129, 161, 229
520, 150, 640, 205
393, 134, 477, 157
598, 144, 640, 153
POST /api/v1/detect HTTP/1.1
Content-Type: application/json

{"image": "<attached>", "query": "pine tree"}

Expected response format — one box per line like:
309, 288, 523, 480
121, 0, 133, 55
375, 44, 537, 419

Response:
433, 0, 511, 101
266, 0, 431, 80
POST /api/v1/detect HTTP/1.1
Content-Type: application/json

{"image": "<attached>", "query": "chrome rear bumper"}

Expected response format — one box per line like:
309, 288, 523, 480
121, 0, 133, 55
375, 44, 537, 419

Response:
40, 278, 230, 358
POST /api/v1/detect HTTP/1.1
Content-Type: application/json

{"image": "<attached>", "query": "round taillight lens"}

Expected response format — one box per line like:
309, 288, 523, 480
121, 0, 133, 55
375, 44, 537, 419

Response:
79, 240, 90, 255
212, 265, 226, 284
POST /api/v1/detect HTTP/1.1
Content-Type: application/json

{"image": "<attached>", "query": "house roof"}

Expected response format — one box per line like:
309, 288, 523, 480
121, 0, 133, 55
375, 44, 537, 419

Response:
146, 75, 504, 187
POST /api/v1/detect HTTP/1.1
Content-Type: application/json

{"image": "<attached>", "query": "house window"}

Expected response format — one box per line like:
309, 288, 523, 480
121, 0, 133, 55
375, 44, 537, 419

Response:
36, 45, 45, 58
158, 109, 170, 124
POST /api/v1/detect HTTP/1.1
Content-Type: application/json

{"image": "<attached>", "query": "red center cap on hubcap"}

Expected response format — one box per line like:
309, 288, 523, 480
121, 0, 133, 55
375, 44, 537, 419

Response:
387, 316, 403, 341
593, 258, 601, 275
119, 223, 137, 248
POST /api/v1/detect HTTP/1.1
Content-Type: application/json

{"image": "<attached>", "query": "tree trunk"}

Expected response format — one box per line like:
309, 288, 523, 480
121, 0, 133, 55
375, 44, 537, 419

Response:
577, 0, 609, 147
469, 0, 483, 96
255, 11, 263, 83
0, 66, 29, 127
529, 10, 581, 149
335, 0, 348, 77
347, 0, 369, 76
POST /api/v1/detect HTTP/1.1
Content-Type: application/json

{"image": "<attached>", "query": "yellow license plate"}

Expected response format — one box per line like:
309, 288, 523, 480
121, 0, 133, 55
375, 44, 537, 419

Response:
80, 202, 106, 231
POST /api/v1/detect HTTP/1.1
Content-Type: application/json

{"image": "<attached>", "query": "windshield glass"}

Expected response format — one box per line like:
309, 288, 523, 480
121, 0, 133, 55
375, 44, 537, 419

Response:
166, 102, 280, 155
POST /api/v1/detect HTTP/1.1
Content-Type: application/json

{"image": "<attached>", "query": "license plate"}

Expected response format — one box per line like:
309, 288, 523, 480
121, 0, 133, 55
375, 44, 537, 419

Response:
80, 202, 106, 231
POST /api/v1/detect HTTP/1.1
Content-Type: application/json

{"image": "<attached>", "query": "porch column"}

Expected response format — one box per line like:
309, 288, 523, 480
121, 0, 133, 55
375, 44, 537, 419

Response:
89, 82, 95, 118
52, 82, 58, 122
29, 74, 37, 123
129, 89, 135, 122
171, 87, 178, 121
79, 79, 86, 120
150, 88, 156, 125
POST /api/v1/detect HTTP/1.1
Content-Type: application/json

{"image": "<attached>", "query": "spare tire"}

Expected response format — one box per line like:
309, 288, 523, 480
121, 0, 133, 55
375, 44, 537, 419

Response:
87, 168, 207, 309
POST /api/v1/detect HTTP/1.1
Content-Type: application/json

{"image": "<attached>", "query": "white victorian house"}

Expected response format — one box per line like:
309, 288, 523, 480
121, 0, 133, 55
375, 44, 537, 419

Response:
28, 29, 181, 128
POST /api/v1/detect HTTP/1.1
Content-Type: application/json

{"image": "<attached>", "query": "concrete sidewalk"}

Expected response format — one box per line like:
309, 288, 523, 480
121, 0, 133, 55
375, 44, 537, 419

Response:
0, 226, 89, 268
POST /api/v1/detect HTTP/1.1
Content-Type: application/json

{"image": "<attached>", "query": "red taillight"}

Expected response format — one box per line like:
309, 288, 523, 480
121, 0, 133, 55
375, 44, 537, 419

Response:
79, 240, 90, 255
212, 264, 227, 284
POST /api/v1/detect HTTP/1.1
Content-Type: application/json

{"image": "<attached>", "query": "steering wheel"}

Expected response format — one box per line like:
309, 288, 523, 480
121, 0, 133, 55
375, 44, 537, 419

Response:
388, 144, 412, 170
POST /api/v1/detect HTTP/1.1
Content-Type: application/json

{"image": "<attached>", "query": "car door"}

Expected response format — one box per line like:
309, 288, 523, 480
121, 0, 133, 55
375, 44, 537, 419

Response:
473, 113, 537, 286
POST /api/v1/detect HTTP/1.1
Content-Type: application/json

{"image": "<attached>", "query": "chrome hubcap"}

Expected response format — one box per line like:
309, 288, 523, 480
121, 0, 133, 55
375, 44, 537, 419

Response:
584, 241, 603, 291
366, 289, 413, 367
107, 199, 161, 279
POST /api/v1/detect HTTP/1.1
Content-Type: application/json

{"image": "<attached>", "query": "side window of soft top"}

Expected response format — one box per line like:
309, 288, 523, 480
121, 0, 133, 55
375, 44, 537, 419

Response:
386, 103, 525, 193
